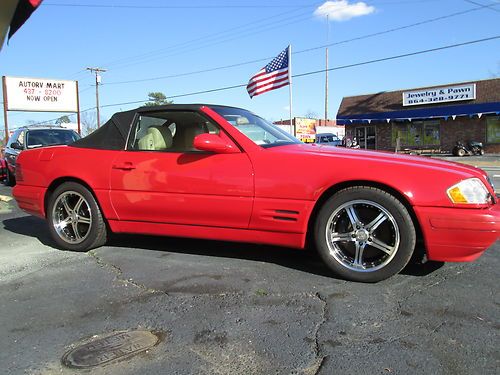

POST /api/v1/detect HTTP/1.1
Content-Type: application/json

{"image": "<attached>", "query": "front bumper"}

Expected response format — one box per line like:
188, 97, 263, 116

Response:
414, 204, 500, 262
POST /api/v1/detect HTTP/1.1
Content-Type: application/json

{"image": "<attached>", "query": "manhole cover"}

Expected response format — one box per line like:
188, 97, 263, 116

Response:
62, 330, 159, 368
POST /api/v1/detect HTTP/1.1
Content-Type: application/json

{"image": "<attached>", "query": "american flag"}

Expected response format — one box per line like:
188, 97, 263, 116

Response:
247, 46, 290, 98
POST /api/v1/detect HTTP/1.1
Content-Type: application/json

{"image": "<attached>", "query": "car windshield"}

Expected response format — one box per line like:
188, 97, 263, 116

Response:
210, 106, 300, 148
26, 129, 81, 149
318, 134, 339, 142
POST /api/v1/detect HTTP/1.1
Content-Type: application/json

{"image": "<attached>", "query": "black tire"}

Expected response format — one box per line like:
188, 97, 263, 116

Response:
46, 182, 107, 251
479, 149, 485, 156
5, 167, 16, 186
457, 148, 466, 157
314, 186, 416, 282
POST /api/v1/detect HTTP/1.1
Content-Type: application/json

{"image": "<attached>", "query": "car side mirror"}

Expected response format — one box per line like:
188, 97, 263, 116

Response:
193, 133, 239, 154
10, 142, 23, 150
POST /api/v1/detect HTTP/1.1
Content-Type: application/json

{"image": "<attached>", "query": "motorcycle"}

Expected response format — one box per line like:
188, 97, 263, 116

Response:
452, 140, 485, 157
343, 137, 360, 149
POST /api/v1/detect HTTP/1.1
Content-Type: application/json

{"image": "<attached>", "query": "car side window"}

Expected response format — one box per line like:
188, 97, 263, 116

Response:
9, 130, 24, 148
128, 111, 220, 152
7, 132, 17, 147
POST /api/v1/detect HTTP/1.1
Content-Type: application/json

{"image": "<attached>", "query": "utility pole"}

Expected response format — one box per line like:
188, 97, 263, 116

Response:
325, 47, 328, 122
86, 67, 106, 128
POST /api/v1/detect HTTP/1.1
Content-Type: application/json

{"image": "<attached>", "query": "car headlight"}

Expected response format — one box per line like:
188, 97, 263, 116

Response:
447, 178, 490, 204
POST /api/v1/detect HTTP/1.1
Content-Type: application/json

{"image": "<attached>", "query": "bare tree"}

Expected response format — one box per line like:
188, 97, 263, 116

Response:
55, 115, 71, 125
305, 110, 318, 119
81, 111, 98, 136
489, 61, 500, 78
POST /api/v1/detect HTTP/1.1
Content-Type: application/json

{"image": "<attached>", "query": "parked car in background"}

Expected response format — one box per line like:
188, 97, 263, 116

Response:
0, 156, 6, 182
4, 125, 81, 186
11, 104, 500, 282
315, 132, 342, 146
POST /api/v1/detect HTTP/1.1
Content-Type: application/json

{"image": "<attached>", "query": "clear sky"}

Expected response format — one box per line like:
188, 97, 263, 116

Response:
1, 0, 499, 132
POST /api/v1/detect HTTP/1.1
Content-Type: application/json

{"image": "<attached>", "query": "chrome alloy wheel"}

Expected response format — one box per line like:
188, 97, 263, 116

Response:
325, 200, 400, 272
51, 191, 92, 244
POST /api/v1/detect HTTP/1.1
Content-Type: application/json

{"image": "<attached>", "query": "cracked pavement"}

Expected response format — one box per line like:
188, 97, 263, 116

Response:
0, 184, 499, 374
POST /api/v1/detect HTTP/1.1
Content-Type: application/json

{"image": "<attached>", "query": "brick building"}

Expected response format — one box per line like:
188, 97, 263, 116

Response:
336, 78, 500, 153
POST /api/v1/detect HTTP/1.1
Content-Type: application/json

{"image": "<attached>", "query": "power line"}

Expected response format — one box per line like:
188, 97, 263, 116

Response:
66, 1, 499, 84
42, 0, 449, 9
104, 58, 273, 85
102, 6, 318, 70
110, 15, 314, 71
297, 3, 500, 54
294, 35, 500, 78
42, 2, 315, 9
103, 3, 499, 86
463, 0, 500, 12
101, 35, 500, 108
9, 35, 499, 128
58, 0, 460, 72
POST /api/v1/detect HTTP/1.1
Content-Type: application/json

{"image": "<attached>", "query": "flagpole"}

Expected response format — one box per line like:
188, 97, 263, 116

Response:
288, 44, 294, 136
325, 15, 329, 123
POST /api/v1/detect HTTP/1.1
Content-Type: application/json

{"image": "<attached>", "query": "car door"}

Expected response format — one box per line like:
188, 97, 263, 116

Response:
109, 110, 254, 229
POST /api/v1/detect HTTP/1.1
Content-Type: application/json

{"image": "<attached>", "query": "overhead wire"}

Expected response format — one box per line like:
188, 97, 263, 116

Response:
103, 3, 500, 85
101, 5, 320, 69
42, 2, 316, 9
42, 0, 450, 9
102, 36, 500, 109
60, 1, 490, 76
10, 35, 500, 127
463, 0, 500, 12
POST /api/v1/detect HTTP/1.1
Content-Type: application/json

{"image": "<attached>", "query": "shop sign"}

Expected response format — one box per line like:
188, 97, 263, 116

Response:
295, 118, 316, 143
402, 83, 476, 107
4, 76, 78, 112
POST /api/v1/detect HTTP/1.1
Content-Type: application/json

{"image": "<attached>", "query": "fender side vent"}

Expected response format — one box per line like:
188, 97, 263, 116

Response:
275, 209, 299, 215
273, 216, 297, 222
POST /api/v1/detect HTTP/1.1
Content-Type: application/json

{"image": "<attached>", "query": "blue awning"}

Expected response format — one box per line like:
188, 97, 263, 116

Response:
337, 101, 500, 125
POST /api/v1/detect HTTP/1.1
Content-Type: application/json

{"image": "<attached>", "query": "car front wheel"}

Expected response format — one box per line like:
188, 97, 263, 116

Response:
47, 182, 107, 251
314, 187, 416, 282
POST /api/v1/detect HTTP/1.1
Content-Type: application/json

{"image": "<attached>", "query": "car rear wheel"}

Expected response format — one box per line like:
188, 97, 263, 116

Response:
47, 182, 107, 251
314, 187, 416, 282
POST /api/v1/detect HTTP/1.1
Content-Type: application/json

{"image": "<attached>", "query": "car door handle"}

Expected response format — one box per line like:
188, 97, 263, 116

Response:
112, 162, 136, 171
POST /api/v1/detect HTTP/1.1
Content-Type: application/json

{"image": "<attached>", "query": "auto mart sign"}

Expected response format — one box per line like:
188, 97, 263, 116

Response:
3, 76, 78, 112
295, 118, 316, 143
402, 83, 476, 107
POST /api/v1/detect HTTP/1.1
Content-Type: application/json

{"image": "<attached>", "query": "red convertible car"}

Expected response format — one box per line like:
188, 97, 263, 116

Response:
12, 105, 499, 282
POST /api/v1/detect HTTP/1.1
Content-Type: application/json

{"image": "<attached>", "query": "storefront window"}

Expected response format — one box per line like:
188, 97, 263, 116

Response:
423, 122, 440, 145
392, 120, 440, 147
392, 123, 408, 146
486, 116, 500, 144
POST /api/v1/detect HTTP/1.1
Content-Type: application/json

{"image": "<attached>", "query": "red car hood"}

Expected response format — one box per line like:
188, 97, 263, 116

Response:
271, 143, 486, 178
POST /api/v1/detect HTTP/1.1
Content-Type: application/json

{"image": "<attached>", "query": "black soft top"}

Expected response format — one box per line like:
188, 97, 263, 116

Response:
70, 104, 207, 150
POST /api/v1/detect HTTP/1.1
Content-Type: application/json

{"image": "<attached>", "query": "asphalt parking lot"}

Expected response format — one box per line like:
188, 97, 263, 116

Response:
0, 183, 499, 375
